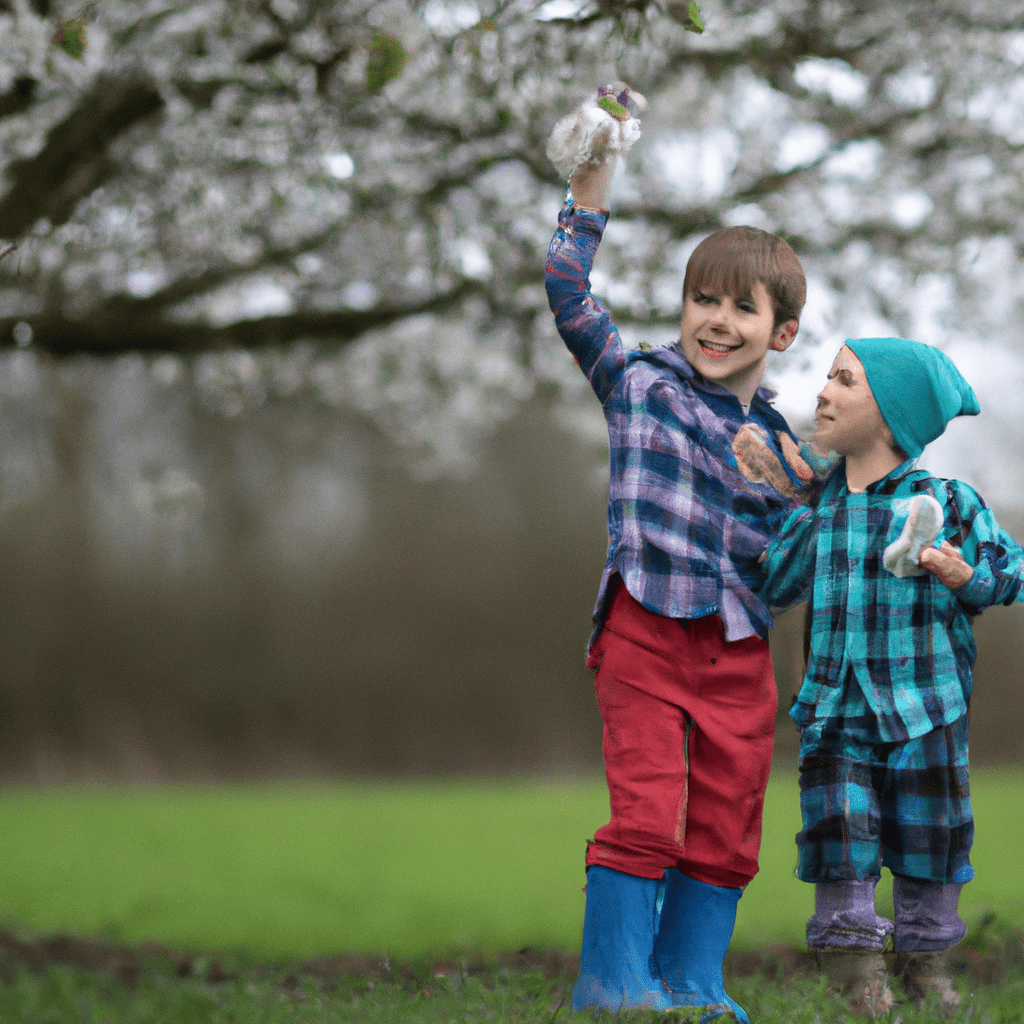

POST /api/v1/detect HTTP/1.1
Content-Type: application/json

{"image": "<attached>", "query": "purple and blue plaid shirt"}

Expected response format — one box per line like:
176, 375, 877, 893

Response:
761, 463, 1024, 742
545, 199, 810, 645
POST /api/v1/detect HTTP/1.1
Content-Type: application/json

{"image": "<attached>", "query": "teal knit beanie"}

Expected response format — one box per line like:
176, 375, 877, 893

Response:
844, 337, 980, 460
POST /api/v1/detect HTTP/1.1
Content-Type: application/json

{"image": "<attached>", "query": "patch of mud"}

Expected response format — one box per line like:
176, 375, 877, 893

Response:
2, 920, 1022, 992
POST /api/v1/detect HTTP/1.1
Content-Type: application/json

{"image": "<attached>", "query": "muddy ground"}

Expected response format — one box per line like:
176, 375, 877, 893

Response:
2, 919, 1023, 994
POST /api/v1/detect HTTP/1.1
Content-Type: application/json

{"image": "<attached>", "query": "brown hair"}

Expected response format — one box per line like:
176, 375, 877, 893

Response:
682, 226, 806, 329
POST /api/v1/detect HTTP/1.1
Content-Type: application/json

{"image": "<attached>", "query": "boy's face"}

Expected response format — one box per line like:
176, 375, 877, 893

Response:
679, 280, 797, 404
814, 347, 894, 455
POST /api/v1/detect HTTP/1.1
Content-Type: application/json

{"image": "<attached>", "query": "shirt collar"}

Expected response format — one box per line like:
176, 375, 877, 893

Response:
827, 457, 921, 497
650, 344, 778, 410
869, 458, 921, 494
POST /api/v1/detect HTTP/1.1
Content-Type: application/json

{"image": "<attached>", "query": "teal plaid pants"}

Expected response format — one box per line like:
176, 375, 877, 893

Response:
796, 714, 974, 885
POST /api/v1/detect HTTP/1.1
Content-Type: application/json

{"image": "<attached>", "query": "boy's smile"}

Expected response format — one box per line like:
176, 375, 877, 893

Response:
679, 281, 796, 406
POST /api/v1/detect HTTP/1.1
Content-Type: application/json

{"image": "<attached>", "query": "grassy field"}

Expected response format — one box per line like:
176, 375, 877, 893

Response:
3, 947, 1022, 1024
3, 771, 1024, 1022
3, 942, 1023, 1024
3, 769, 1023, 959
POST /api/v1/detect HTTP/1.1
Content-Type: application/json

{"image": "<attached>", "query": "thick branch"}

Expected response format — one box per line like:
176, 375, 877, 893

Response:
0, 75, 164, 241
0, 280, 489, 357
0, 76, 37, 120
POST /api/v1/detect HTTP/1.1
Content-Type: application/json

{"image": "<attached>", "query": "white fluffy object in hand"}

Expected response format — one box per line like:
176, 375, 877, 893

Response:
546, 87, 645, 180
883, 494, 944, 577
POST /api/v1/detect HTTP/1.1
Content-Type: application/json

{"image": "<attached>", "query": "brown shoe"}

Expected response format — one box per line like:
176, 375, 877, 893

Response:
816, 949, 894, 1019
899, 950, 961, 1017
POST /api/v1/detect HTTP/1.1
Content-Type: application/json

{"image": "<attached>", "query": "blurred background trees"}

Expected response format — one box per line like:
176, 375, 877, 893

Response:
1, 0, 1023, 781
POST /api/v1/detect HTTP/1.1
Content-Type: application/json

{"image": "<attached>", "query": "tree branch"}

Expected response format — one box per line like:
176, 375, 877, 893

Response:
0, 280, 489, 357
0, 74, 164, 241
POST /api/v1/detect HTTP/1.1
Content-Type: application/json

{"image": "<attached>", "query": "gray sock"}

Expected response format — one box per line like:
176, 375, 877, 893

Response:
807, 879, 894, 950
893, 875, 967, 952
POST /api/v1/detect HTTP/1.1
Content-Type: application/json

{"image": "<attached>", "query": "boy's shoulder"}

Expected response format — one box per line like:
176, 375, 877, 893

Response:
900, 470, 985, 508
629, 341, 693, 373
618, 343, 701, 397
750, 388, 794, 432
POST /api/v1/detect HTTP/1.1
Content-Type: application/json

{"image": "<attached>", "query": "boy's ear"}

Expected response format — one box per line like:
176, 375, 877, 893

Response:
770, 318, 799, 352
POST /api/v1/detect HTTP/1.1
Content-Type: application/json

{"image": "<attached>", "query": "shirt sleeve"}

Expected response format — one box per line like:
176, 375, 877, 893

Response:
942, 480, 1024, 609
798, 442, 842, 482
544, 197, 625, 404
758, 504, 820, 611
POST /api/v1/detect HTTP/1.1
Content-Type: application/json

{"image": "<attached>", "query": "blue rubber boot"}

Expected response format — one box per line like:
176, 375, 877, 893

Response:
571, 865, 671, 1011
651, 868, 750, 1023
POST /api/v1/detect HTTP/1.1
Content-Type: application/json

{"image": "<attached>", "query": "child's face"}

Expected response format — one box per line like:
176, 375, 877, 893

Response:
679, 280, 797, 404
814, 346, 894, 456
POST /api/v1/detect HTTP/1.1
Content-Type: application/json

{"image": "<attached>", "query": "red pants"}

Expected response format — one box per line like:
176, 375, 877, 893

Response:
585, 581, 777, 889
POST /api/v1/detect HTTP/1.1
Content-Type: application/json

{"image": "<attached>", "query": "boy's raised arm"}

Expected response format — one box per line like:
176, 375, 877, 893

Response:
544, 83, 646, 403
570, 161, 616, 213
546, 83, 646, 211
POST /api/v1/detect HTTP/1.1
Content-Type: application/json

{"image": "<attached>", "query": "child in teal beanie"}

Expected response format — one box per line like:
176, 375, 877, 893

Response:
760, 337, 1024, 1018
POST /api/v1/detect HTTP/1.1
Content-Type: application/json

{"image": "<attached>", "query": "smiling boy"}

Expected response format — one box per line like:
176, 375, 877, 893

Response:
682, 283, 780, 395
760, 338, 1024, 1017
544, 87, 819, 1020
678, 232, 804, 406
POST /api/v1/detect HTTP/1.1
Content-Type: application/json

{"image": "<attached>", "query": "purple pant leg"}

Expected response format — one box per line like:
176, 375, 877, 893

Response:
806, 879, 894, 950
892, 875, 967, 952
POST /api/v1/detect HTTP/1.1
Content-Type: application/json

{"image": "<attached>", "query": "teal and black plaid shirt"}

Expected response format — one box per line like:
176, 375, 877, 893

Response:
760, 462, 1024, 741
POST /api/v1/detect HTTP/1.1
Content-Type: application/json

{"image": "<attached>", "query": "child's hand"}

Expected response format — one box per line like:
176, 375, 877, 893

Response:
733, 423, 812, 499
883, 494, 943, 577
546, 82, 647, 184
799, 440, 841, 480
919, 541, 975, 591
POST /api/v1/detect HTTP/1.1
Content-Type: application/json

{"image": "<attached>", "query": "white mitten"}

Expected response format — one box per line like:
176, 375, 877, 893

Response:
883, 494, 944, 577
546, 82, 647, 180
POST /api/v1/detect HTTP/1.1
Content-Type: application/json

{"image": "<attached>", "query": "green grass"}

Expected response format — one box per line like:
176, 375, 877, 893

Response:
2, 769, 1023, 959
3, 772, 1024, 1022
2, 945, 1024, 1024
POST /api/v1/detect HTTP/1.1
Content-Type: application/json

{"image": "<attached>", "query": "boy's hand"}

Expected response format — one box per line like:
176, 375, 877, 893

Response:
733, 424, 813, 499
799, 440, 841, 480
883, 494, 943, 577
919, 542, 975, 591
546, 82, 646, 190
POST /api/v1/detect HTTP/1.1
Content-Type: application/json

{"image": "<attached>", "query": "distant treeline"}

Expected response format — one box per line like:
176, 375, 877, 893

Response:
1, 402, 1022, 783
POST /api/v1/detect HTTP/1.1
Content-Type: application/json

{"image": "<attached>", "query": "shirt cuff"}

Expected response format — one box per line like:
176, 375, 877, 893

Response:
955, 558, 994, 610
562, 197, 610, 230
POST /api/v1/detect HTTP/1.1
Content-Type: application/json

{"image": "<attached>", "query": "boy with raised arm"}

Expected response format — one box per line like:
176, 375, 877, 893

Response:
760, 337, 1024, 1017
544, 85, 822, 1020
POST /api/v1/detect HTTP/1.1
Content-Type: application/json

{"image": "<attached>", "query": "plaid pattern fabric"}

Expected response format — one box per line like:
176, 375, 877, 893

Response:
545, 198, 809, 643
796, 713, 974, 885
761, 464, 1024, 741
